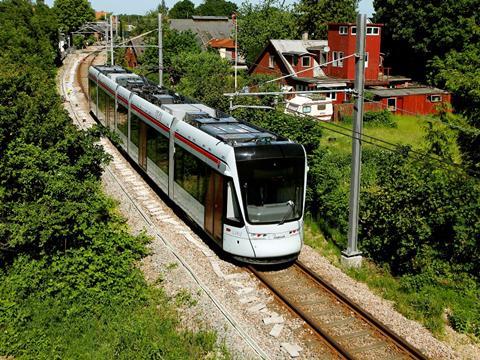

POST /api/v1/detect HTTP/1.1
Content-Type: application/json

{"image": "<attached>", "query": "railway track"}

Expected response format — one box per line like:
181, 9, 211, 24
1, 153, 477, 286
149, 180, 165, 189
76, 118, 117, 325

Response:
73, 50, 428, 359
65, 49, 274, 359
250, 261, 428, 359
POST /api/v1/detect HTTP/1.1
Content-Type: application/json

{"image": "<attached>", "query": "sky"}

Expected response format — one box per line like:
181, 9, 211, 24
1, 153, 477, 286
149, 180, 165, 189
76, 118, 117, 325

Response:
44, 0, 375, 16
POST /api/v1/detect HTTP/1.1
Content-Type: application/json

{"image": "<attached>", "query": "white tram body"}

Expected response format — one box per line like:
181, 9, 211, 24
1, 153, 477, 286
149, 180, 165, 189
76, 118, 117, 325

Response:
88, 65, 308, 264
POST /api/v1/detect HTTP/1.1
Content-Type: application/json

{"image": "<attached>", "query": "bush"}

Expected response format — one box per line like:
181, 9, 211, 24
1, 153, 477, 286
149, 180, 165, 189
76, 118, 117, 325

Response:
360, 150, 480, 278
0, 2, 228, 358
363, 110, 396, 127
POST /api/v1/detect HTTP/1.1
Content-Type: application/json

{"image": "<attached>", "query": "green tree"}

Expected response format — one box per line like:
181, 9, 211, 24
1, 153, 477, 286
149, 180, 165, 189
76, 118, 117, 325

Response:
157, 0, 168, 15
169, 0, 195, 19
169, 51, 232, 110
237, 1, 298, 65
431, 45, 480, 171
138, 27, 201, 79
295, 0, 358, 38
195, 0, 237, 16
373, 0, 479, 80
53, 0, 95, 34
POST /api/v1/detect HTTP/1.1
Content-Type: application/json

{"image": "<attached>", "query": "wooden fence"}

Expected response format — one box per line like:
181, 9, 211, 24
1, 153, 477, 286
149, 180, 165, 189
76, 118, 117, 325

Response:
332, 102, 386, 122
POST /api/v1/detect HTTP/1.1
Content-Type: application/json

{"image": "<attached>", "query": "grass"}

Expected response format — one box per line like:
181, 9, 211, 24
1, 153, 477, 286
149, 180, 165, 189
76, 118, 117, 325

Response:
303, 217, 480, 340
320, 115, 427, 154
0, 273, 229, 360
1, 288, 227, 360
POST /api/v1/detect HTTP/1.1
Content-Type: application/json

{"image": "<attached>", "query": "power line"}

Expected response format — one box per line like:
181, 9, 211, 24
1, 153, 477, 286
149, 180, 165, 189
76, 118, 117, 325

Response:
244, 53, 356, 92
227, 87, 480, 177
274, 107, 480, 179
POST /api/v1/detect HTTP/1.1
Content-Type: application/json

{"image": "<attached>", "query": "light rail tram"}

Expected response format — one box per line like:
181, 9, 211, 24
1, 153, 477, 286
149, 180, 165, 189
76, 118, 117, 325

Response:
88, 65, 308, 264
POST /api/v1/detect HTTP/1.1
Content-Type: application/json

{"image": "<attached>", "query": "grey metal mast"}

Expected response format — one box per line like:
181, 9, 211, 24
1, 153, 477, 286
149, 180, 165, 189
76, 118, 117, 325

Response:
110, 15, 114, 65
342, 13, 367, 268
158, 13, 163, 87
104, 20, 109, 65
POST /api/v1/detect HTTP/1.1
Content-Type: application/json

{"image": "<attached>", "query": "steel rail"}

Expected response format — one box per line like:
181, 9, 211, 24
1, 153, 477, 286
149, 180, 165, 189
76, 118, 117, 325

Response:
249, 265, 352, 359
249, 262, 428, 360
294, 261, 428, 360
77, 51, 426, 360
73, 51, 271, 359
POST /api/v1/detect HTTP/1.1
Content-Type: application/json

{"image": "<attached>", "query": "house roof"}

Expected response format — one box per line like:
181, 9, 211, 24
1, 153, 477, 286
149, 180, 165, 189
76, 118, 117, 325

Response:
169, 18, 233, 48
128, 37, 146, 59
270, 39, 328, 76
208, 38, 235, 48
367, 87, 449, 97
191, 16, 229, 21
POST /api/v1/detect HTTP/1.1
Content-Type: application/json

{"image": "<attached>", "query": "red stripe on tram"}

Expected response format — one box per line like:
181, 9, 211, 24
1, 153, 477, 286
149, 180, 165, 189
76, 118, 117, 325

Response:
175, 133, 221, 166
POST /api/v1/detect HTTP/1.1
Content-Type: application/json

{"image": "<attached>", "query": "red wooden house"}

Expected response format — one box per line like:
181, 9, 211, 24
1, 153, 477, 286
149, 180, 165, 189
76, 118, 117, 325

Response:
324, 23, 384, 83
248, 37, 348, 103
368, 87, 451, 115
249, 23, 451, 117
207, 38, 246, 67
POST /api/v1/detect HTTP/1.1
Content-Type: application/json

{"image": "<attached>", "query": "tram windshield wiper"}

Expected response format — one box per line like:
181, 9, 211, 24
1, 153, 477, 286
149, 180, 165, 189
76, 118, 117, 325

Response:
278, 200, 295, 225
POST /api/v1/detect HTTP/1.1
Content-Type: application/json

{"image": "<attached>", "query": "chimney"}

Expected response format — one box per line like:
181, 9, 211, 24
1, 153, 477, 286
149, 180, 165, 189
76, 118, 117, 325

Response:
302, 31, 309, 41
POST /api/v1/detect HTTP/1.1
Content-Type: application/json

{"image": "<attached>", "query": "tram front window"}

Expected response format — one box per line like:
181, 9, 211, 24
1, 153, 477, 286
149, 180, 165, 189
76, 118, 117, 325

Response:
237, 158, 304, 224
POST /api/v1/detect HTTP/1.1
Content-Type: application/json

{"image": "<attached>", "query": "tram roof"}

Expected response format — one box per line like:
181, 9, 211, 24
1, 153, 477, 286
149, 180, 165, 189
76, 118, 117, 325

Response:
93, 65, 288, 147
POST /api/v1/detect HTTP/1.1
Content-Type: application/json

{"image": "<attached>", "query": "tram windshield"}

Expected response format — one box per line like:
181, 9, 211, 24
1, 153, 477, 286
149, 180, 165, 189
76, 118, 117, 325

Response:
237, 158, 305, 224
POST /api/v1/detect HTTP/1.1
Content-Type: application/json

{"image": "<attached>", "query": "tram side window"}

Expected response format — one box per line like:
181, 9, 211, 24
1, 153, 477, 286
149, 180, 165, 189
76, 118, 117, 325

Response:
116, 101, 128, 138
98, 88, 107, 117
226, 180, 243, 226
146, 124, 169, 173
175, 146, 209, 203
130, 113, 140, 146
88, 78, 97, 103
106, 93, 115, 126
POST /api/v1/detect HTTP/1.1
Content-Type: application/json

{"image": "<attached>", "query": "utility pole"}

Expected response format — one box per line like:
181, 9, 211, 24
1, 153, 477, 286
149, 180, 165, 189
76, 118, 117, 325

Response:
342, 14, 366, 268
158, 13, 163, 87
104, 20, 109, 65
110, 15, 114, 66
233, 13, 238, 91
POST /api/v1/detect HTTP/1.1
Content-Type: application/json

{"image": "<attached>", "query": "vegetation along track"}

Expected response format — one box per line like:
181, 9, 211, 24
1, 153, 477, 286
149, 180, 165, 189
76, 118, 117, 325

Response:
250, 261, 428, 360
78, 50, 426, 360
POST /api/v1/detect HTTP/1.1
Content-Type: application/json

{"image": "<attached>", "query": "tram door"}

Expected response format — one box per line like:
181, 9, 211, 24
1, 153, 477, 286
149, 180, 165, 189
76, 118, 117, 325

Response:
138, 121, 147, 170
205, 171, 224, 243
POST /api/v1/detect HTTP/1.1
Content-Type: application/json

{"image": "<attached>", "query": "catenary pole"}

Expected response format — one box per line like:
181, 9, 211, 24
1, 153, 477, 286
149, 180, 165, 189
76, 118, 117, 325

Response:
110, 15, 114, 65
234, 13, 238, 91
104, 20, 108, 65
158, 13, 163, 87
342, 14, 367, 268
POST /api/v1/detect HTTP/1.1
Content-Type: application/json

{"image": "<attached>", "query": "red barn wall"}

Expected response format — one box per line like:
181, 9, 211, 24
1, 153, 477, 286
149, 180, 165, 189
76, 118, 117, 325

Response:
325, 23, 382, 81
379, 93, 451, 115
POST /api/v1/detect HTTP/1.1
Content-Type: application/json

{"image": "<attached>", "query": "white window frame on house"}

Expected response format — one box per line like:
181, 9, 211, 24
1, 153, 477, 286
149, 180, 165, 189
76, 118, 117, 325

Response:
319, 52, 326, 64
429, 95, 442, 102
387, 97, 397, 111
338, 51, 344, 67
329, 92, 337, 101
332, 52, 338, 67
302, 56, 311, 67
366, 27, 380, 35
268, 54, 275, 68
302, 105, 312, 113
364, 52, 369, 68
351, 26, 357, 35
339, 26, 348, 35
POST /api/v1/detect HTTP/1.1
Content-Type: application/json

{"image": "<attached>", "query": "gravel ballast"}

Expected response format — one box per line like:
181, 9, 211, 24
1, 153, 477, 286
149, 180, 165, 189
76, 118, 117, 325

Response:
59, 50, 479, 360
